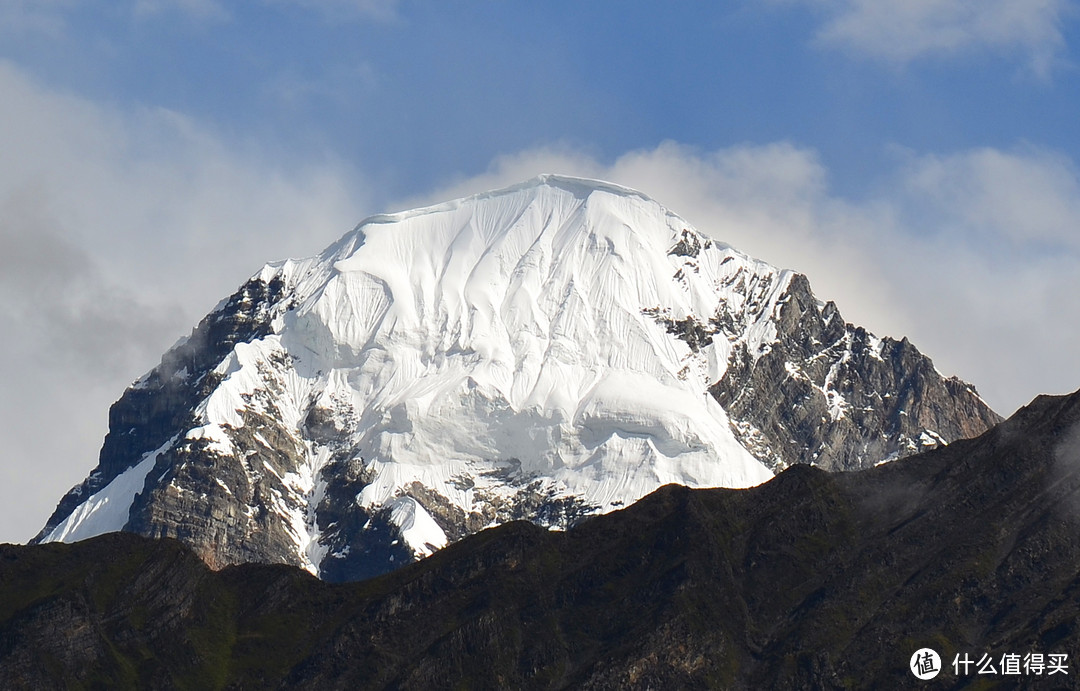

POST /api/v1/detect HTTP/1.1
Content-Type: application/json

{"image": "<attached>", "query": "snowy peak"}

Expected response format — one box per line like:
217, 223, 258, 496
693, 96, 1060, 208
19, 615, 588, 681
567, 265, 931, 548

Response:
34, 176, 1001, 581
359, 174, 659, 224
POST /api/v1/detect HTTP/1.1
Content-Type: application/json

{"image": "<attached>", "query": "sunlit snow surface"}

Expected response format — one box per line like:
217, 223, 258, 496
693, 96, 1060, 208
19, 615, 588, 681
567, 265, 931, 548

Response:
44, 436, 177, 543
386, 496, 448, 557
286, 176, 775, 497
48, 175, 794, 571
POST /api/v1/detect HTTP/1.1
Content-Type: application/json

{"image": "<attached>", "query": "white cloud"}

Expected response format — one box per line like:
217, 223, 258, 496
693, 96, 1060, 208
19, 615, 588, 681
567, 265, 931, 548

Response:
785, 0, 1075, 75
895, 146, 1080, 249
0, 61, 368, 543
0, 0, 75, 38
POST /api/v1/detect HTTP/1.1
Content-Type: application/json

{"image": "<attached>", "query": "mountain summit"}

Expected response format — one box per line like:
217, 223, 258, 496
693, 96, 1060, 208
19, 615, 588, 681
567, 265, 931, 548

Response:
34, 175, 1000, 580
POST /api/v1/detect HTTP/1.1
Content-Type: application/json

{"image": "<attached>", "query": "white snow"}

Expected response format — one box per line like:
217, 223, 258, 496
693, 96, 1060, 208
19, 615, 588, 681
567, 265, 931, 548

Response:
385, 496, 448, 557
42, 436, 177, 544
820, 335, 853, 421
275, 177, 777, 514
919, 429, 947, 447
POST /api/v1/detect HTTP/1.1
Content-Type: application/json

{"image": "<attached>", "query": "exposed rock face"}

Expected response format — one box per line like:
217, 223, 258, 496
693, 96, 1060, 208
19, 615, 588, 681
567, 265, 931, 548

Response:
34, 176, 1000, 581
34, 276, 308, 571
706, 273, 1002, 471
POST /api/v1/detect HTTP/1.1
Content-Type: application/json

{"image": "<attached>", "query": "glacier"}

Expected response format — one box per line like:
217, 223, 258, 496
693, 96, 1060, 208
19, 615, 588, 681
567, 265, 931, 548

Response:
36, 174, 1000, 580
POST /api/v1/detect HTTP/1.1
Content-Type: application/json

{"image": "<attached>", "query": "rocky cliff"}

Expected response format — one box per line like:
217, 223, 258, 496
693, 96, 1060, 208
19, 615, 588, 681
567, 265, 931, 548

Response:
709, 272, 1000, 471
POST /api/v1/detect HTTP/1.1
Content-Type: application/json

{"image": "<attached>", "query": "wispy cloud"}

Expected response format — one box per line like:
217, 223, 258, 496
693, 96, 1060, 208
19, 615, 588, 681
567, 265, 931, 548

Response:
0, 0, 398, 28
894, 146, 1080, 250
0, 0, 75, 38
264, 0, 401, 22
780, 0, 1075, 76
132, 0, 230, 21
0, 61, 367, 543
0, 187, 179, 380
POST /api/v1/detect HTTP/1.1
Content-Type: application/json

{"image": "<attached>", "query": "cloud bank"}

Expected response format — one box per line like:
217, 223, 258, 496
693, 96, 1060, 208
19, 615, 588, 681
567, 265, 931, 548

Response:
0, 61, 366, 543
784, 0, 1075, 75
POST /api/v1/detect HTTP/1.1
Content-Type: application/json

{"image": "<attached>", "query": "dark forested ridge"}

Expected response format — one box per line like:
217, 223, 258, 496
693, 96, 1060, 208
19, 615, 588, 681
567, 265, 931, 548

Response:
4, 389, 1080, 689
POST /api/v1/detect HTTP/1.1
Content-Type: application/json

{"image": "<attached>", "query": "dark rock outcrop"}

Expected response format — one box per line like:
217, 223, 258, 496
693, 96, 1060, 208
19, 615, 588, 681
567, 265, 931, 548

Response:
707, 272, 1002, 471
33, 276, 292, 546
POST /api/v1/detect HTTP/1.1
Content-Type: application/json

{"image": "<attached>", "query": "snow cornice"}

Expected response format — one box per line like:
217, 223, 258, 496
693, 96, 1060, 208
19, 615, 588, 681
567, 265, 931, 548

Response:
358, 174, 664, 229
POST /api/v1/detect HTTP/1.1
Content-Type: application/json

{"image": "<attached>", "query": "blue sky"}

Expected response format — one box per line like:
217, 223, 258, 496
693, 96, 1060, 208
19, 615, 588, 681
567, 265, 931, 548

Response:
3, 0, 1080, 542
7, 2, 1078, 197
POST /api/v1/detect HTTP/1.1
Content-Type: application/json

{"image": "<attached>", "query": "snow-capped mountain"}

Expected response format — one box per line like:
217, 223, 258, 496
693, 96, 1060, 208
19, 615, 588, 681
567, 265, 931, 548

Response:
34, 175, 1001, 581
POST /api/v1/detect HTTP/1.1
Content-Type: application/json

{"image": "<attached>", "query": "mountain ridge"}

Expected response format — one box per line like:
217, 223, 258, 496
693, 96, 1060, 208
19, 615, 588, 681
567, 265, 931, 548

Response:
34, 175, 1000, 580
4, 387, 1078, 688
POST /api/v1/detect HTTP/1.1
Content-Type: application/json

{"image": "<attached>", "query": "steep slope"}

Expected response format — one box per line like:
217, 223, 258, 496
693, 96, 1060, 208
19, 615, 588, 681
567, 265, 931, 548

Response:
710, 273, 999, 470
34, 175, 999, 580
4, 389, 1079, 689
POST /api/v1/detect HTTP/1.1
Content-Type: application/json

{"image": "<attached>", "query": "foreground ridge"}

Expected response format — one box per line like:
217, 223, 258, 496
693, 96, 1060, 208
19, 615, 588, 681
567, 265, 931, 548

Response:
5, 388, 1078, 688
